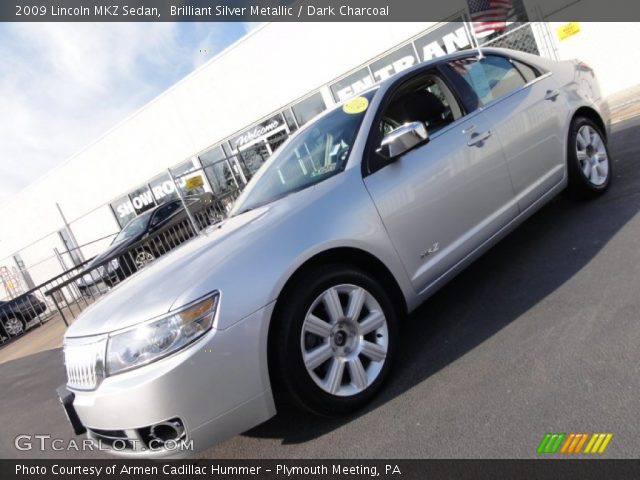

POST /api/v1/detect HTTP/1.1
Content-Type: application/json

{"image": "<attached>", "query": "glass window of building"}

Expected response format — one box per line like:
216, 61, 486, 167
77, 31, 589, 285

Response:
203, 159, 238, 194
149, 173, 178, 203
199, 145, 226, 166
110, 194, 137, 228
238, 143, 270, 179
267, 130, 289, 153
283, 108, 298, 133
171, 158, 207, 196
330, 67, 374, 102
292, 92, 327, 126
128, 185, 156, 215
171, 158, 199, 178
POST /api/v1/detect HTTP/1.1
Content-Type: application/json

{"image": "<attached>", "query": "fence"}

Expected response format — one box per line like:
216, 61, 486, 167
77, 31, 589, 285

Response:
0, 189, 240, 348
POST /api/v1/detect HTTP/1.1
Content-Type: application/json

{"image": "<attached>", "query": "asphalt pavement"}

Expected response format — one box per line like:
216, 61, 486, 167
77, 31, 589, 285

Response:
1, 114, 639, 459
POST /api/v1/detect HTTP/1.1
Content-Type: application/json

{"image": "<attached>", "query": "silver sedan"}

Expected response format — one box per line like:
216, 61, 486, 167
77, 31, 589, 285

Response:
60, 48, 611, 457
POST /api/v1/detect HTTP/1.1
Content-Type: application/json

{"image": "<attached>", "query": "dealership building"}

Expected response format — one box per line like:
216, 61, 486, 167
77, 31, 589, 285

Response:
1, 3, 639, 299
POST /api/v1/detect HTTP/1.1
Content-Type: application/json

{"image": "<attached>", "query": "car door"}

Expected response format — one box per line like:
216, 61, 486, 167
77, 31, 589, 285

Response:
443, 54, 566, 211
364, 68, 518, 294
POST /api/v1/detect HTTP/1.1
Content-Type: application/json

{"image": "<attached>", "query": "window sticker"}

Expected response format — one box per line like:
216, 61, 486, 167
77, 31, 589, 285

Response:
343, 97, 369, 114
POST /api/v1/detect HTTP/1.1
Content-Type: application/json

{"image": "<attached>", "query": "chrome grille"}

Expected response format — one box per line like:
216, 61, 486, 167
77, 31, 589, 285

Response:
64, 336, 107, 390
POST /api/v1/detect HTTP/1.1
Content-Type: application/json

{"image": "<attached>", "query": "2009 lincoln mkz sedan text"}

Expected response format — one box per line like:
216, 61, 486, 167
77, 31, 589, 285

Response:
59, 48, 611, 457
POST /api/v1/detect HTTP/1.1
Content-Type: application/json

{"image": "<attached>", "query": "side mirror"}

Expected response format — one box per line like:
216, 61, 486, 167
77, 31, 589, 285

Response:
376, 122, 429, 161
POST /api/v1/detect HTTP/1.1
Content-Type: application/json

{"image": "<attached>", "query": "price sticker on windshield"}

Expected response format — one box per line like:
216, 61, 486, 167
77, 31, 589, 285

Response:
343, 96, 369, 114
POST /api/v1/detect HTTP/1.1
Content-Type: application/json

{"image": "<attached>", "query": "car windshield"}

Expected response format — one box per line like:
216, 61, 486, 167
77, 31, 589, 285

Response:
231, 91, 375, 214
112, 211, 152, 244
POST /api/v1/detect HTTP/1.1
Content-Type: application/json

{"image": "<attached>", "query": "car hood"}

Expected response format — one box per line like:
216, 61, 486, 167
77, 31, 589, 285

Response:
64, 206, 271, 338
86, 236, 138, 267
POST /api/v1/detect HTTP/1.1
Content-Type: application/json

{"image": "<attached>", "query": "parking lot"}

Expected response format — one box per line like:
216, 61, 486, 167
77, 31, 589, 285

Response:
1, 109, 639, 459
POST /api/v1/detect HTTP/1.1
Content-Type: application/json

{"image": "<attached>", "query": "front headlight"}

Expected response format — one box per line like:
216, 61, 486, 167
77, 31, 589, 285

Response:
106, 292, 218, 375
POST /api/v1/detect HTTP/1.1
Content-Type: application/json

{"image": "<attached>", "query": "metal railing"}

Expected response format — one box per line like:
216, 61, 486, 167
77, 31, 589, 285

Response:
0, 189, 240, 348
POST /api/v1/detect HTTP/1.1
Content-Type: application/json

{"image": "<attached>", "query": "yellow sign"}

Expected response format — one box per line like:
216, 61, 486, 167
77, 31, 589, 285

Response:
343, 96, 369, 114
185, 175, 204, 191
557, 22, 580, 41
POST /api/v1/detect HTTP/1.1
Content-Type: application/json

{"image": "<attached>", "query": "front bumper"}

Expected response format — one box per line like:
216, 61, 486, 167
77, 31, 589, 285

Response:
65, 302, 276, 458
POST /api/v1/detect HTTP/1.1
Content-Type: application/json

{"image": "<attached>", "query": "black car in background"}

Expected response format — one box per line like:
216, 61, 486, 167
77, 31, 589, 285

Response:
77, 193, 219, 296
0, 293, 47, 338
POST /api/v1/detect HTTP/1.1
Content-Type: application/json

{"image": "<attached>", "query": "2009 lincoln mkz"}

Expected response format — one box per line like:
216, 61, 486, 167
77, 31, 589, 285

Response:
59, 48, 612, 457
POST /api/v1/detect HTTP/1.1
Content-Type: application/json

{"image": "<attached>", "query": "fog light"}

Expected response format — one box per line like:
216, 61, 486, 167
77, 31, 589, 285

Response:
149, 419, 185, 444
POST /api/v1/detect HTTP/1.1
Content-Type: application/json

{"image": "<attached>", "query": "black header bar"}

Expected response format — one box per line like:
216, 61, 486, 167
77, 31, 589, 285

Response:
4, 0, 640, 22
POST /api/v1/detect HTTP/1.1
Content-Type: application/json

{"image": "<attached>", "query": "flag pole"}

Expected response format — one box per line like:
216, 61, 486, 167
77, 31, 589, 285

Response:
467, 20, 484, 59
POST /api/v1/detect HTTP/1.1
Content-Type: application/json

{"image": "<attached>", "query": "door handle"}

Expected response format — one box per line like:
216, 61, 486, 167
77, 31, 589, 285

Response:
545, 89, 561, 101
467, 130, 492, 147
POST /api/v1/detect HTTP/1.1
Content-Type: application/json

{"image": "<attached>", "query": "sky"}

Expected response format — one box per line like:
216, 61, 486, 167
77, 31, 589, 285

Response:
0, 22, 255, 203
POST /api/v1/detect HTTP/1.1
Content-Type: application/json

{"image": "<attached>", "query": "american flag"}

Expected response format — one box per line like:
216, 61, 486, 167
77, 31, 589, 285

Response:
467, 0, 513, 35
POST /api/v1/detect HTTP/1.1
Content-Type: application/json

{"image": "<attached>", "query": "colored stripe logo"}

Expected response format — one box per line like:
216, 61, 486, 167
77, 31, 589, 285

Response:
537, 433, 612, 454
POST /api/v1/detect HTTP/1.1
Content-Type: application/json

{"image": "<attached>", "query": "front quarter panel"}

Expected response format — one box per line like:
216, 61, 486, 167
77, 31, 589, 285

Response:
169, 168, 414, 331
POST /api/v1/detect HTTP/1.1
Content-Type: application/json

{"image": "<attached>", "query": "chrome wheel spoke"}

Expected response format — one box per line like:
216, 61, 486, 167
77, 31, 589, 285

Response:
324, 358, 345, 394
348, 357, 368, 390
346, 287, 365, 321
582, 161, 592, 177
592, 132, 603, 151
590, 165, 600, 183
577, 129, 589, 149
304, 314, 332, 338
361, 340, 386, 362
359, 311, 385, 335
576, 150, 588, 162
304, 343, 333, 370
322, 287, 343, 324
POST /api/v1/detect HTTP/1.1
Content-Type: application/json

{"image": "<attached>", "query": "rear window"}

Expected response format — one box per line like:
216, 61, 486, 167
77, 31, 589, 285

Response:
512, 59, 539, 83
447, 55, 526, 106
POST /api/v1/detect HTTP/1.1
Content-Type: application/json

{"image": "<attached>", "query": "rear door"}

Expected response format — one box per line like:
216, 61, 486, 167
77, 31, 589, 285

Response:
443, 54, 566, 211
363, 68, 517, 293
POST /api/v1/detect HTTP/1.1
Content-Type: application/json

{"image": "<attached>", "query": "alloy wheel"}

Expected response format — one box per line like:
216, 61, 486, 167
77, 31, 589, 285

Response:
300, 284, 389, 397
134, 251, 155, 269
5, 318, 24, 336
576, 125, 609, 187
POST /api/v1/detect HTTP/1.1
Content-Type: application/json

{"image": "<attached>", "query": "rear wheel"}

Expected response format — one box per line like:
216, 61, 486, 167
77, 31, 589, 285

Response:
271, 265, 398, 415
566, 117, 611, 198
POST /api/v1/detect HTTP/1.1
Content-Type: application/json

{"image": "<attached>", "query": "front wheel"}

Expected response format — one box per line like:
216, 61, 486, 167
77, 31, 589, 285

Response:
271, 265, 398, 416
4, 317, 26, 337
134, 249, 155, 270
566, 117, 612, 199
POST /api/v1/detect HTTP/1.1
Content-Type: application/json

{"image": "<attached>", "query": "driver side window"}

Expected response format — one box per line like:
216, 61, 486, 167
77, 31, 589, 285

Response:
368, 71, 463, 174
380, 72, 462, 137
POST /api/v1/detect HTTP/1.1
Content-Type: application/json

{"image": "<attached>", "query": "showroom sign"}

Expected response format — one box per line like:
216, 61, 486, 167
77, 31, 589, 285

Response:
330, 21, 471, 101
114, 180, 176, 219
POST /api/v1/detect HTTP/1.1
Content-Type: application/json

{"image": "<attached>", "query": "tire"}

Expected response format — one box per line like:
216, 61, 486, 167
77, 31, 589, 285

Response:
3, 317, 26, 337
270, 265, 398, 416
566, 116, 612, 199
